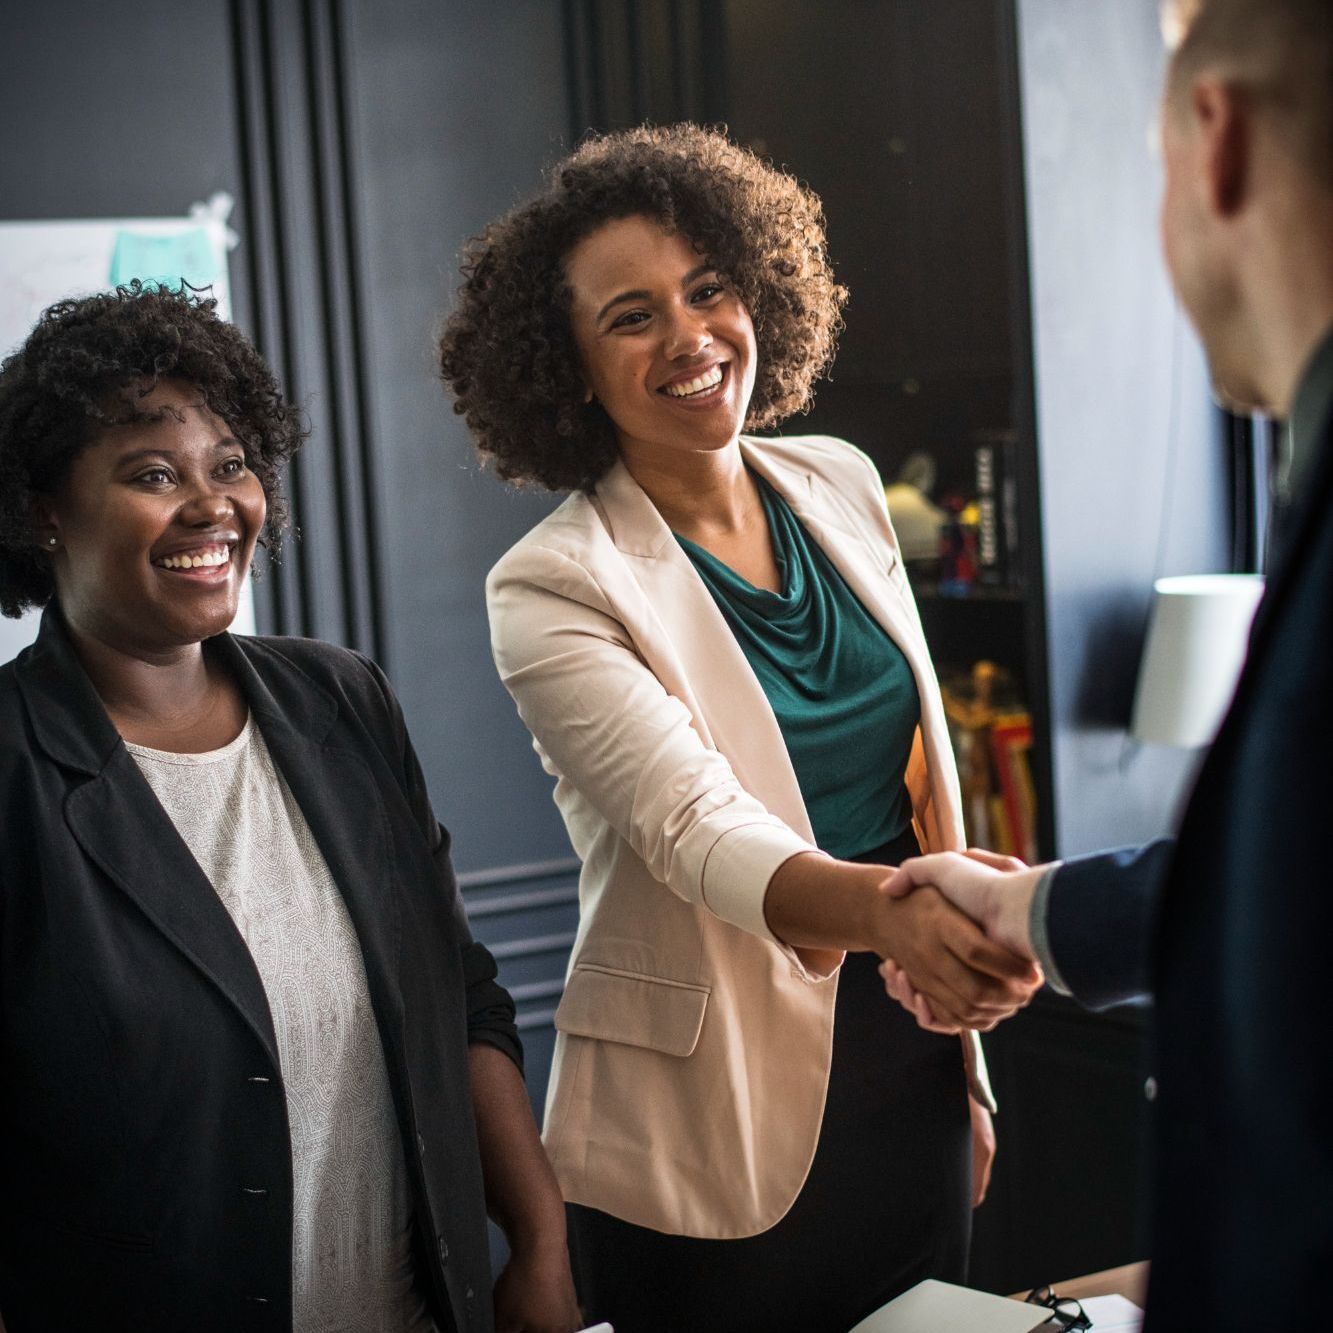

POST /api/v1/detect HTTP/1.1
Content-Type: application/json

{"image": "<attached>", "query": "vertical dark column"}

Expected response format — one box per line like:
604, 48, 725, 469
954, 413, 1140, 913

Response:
563, 0, 723, 136
335, 0, 579, 1114
304, 0, 384, 658
231, 0, 302, 639
995, 0, 1056, 859
228, 0, 383, 659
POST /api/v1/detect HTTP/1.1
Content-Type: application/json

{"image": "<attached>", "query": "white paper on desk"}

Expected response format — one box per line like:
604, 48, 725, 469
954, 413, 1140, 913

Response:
1080, 1293, 1143, 1330
846, 1279, 1053, 1333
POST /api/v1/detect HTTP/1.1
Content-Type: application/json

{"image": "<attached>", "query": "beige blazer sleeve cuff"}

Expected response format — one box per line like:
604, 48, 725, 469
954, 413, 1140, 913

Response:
700, 823, 829, 969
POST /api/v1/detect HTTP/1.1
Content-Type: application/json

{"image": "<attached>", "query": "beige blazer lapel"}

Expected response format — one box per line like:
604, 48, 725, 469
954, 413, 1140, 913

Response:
740, 438, 986, 1107
593, 458, 816, 842
593, 438, 964, 855
741, 439, 964, 852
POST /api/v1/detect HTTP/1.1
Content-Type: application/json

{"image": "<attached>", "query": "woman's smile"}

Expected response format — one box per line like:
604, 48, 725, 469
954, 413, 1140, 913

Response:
659, 360, 729, 402
152, 539, 237, 576
565, 215, 758, 462
41, 378, 265, 658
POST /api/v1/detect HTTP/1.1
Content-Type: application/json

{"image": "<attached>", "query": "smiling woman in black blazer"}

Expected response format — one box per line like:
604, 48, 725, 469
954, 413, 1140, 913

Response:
0, 285, 579, 1333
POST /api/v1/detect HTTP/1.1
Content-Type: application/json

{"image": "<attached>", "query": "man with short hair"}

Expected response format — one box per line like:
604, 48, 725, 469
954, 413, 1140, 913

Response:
883, 0, 1333, 1325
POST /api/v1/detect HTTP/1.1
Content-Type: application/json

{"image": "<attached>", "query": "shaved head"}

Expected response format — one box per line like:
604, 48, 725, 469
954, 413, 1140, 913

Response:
1156, 0, 1333, 414
1163, 0, 1333, 189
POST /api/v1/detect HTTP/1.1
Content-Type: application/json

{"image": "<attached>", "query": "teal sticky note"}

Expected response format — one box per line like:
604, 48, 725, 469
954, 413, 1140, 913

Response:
108, 227, 221, 294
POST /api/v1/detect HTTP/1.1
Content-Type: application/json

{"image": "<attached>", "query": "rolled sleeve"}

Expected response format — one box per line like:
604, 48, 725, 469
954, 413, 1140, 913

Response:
700, 820, 822, 943
460, 937, 523, 1070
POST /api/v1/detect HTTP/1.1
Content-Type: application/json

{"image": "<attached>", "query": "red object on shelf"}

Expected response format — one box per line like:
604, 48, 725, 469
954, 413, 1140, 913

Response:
989, 715, 1037, 864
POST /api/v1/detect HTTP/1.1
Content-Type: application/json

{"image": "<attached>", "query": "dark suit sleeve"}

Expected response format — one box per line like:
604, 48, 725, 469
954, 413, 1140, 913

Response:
1046, 838, 1174, 1009
355, 653, 524, 1070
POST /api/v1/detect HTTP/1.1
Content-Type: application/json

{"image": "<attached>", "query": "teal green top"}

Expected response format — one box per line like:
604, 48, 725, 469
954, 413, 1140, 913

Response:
676, 474, 920, 858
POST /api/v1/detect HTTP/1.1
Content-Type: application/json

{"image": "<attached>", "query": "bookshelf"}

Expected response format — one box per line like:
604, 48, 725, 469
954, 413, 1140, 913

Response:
724, 0, 1056, 863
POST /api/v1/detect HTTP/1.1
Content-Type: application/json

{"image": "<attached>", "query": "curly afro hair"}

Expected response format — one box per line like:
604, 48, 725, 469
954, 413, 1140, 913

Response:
438, 123, 847, 492
0, 282, 306, 619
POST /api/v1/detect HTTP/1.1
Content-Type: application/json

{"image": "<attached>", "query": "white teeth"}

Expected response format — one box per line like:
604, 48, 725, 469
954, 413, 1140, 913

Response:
663, 365, 724, 398
158, 547, 230, 570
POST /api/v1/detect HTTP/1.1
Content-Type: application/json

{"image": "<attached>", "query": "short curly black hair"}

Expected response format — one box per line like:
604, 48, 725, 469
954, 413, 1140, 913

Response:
0, 282, 306, 618
438, 123, 847, 492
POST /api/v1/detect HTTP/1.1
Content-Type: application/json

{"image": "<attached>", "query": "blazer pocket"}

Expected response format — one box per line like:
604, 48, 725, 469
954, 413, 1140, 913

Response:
554, 964, 710, 1057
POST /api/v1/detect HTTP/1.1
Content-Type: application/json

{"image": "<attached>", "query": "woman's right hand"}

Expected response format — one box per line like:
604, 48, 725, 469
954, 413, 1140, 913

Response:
871, 882, 1042, 1031
763, 852, 1041, 1026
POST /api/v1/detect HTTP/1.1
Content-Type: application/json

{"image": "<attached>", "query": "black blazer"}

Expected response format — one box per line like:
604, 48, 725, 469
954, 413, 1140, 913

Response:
0, 610, 519, 1333
1046, 395, 1333, 1328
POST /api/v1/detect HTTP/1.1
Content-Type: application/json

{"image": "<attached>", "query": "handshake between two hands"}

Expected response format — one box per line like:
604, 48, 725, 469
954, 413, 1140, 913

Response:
875, 850, 1050, 1035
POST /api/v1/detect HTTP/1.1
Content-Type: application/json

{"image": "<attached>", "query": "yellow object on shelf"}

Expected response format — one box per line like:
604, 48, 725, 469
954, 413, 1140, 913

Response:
939, 661, 1037, 860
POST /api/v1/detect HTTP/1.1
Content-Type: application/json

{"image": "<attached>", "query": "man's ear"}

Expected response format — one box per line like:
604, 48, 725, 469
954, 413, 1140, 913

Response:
1193, 77, 1250, 218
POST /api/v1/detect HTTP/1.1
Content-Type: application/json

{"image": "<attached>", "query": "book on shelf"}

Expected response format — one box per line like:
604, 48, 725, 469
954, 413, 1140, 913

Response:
939, 661, 1038, 859
973, 431, 1020, 591
989, 713, 1037, 864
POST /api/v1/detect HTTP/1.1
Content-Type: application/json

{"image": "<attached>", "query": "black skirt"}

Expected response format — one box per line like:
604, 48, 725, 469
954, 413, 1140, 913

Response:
566, 827, 972, 1333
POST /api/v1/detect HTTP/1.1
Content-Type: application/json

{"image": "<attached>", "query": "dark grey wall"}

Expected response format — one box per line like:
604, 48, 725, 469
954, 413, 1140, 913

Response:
1, 3, 243, 225
337, 1, 586, 1093
338, 0, 573, 872
1016, 0, 1230, 857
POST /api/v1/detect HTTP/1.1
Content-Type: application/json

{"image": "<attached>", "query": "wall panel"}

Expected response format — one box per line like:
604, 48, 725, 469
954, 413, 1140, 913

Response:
1016, 0, 1230, 856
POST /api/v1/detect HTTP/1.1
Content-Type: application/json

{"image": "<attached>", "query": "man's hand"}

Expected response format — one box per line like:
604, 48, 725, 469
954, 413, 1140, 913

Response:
886, 849, 1048, 958
872, 881, 1042, 1031
878, 849, 1052, 1032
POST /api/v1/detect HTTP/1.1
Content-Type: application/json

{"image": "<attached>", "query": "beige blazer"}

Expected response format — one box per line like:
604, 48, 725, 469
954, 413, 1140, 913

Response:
487, 434, 993, 1239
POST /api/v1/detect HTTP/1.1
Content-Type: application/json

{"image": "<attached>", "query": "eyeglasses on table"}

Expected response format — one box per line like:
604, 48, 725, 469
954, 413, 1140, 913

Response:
1025, 1283, 1093, 1330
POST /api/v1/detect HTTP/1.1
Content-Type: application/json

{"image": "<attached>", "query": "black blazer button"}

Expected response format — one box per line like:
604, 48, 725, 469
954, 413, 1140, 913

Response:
417, 1131, 427, 1156
438, 1235, 449, 1263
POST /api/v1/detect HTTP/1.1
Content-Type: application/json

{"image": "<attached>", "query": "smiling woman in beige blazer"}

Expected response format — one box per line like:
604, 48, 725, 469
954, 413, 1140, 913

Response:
440, 125, 1041, 1333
